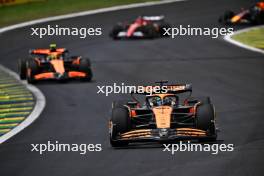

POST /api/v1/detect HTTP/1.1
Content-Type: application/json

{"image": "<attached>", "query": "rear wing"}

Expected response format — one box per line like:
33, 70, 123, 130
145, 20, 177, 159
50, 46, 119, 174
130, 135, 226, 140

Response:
166, 84, 192, 94
29, 48, 67, 55
132, 84, 192, 95
142, 15, 164, 21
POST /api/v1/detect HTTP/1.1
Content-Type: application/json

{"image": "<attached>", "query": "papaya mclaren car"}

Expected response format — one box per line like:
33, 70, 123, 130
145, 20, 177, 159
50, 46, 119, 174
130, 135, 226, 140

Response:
109, 82, 217, 147
219, 1, 264, 25
18, 44, 93, 83
109, 15, 171, 39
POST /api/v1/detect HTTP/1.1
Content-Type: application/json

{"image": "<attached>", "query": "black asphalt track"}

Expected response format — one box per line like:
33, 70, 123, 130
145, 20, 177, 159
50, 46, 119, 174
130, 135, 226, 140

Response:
0, 0, 263, 176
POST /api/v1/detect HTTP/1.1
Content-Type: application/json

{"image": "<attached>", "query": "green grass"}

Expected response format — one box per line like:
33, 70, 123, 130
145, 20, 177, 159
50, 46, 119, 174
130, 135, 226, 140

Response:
232, 27, 264, 50
0, 0, 159, 27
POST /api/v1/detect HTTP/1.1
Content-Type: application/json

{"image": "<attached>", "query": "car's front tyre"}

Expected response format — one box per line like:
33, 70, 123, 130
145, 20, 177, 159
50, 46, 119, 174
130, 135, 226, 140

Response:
79, 58, 93, 81
110, 24, 125, 40
110, 107, 131, 147
219, 10, 235, 24
196, 101, 217, 142
18, 59, 28, 80
26, 60, 38, 84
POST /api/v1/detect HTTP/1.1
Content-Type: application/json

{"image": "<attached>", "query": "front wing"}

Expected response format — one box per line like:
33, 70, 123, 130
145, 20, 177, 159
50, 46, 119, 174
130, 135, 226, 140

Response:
113, 128, 216, 143
33, 71, 88, 81
116, 31, 145, 38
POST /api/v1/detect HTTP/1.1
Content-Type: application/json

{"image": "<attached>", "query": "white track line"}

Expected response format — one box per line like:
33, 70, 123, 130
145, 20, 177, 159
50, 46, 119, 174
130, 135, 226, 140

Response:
224, 25, 264, 55
0, 65, 46, 144
0, 0, 185, 143
0, 0, 185, 33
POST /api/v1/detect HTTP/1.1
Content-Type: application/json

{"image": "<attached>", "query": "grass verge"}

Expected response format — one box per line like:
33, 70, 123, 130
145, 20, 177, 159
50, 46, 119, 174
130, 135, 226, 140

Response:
0, 0, 159, 27
0, 69, 34, 136
232, 27, 264, 50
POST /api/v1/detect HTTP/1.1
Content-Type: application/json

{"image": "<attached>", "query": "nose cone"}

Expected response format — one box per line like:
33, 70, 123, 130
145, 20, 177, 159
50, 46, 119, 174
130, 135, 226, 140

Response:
50, 59, 65, 74
54, 72, 68, 80
127, 23, 140, 37
152, 106, 173, 128
159, 128, 169, 137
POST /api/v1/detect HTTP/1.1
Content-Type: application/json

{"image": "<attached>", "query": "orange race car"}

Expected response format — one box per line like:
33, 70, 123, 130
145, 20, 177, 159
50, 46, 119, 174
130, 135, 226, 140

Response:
109, 81, 217, 147
219, 1, 264, 25
19, 44, 93, 83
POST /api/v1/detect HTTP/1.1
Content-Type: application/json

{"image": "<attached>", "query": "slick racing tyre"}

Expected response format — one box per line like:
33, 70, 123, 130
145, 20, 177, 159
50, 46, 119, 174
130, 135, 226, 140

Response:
141, 25, 158, 39
251, 11, 264, 24
219, 10, 234, 24
110, 107, 131, 147
110, 24, 125, 40
79, 58, 93, 81
26, 60, 38, 84
18, 59, 27, 80
196, 103, 217, 142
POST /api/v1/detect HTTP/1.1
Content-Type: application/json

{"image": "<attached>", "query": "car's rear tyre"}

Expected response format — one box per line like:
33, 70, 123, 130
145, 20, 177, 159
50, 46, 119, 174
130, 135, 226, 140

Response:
196, 103, 217, 142
252, 12, 264, 24
18, 59, 27, 80
110, 107, 131, 147
79, 58, 93, 81
26, 60, 38, 84
219, 10, 234, 24
141, 25, 158, 39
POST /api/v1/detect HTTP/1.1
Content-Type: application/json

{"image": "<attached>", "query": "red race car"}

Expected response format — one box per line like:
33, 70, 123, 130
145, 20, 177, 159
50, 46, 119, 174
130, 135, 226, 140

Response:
19, 44, 93, 83
110, 16, 171, 39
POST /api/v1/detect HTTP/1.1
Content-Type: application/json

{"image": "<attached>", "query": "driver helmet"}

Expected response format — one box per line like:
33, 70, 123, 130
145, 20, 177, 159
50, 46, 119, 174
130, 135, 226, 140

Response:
49, 43, 57, 52
151, 96, 162, 106
135, 16, 144, 24
163, 97, 176, 106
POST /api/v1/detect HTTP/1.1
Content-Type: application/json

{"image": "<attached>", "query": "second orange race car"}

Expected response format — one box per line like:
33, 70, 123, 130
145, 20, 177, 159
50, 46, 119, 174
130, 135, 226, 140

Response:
19, 44, 93, 83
